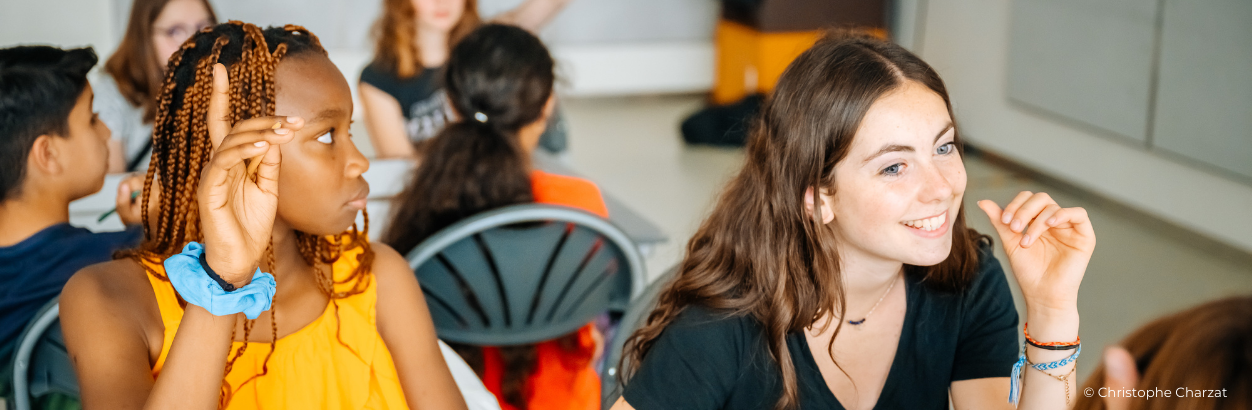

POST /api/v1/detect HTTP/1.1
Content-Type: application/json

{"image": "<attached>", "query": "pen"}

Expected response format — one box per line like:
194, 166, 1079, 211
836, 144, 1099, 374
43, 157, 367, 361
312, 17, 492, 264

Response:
98, 189, 142, 222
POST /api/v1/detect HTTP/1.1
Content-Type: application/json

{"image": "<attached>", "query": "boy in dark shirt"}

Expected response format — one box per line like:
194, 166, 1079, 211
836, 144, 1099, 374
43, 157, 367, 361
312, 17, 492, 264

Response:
0, 46, 144, 363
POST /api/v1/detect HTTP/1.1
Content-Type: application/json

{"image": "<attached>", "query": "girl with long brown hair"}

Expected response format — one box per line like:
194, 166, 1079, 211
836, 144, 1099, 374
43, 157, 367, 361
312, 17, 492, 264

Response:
359, 0, 573, 158
60, 22, 467, 409
611, 31, 1097, 410
97, 0, 216, 172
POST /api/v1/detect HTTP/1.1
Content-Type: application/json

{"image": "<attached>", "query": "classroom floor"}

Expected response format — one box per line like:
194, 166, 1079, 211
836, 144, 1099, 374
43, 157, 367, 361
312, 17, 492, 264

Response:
558, 94, 1252, 383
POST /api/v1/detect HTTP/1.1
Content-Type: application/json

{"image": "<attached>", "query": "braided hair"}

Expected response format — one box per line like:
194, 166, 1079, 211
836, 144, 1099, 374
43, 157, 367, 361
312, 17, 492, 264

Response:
117, 21, 375, 408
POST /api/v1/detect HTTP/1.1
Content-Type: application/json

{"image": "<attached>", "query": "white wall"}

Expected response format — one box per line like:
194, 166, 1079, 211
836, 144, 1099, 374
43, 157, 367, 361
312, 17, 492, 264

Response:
2, 0, 718, 104
482, 0, 716, 45
205, 0, 718, 97
179, 0, 717, 50
915, 0, 1252, 253
1, 0, 117, 58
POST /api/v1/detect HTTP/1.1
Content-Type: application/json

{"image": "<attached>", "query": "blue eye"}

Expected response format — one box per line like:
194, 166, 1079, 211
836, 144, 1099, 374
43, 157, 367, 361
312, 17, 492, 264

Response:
936, 142, 955, 155
882, 163, 903, 175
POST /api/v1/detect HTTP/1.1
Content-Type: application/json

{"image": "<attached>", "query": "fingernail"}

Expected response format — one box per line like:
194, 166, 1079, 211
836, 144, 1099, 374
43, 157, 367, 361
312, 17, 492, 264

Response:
1011, 220, 1022, 231
1047, 217, 1057, 225
254, 141, 268, 147
1021, 234, 1031, 247
274, 128, 290, 135
287, 116, 302, 124
1002, 213, 1012, 224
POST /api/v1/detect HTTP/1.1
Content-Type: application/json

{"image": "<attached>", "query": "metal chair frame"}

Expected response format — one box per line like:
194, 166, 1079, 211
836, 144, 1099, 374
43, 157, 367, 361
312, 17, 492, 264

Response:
10, 297, 71, 410
598, 267, 676, 409
406, 204, 646, 346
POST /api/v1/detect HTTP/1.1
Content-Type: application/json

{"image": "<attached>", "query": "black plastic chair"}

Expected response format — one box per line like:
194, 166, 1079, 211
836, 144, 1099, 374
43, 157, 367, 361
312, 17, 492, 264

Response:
406, 204, 646, 346
9, 297, 79, 410
599, 266, 676, 409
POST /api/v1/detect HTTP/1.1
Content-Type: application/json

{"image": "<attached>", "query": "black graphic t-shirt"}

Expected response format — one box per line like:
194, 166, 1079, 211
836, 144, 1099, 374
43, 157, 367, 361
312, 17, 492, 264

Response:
360, 63, 456, 143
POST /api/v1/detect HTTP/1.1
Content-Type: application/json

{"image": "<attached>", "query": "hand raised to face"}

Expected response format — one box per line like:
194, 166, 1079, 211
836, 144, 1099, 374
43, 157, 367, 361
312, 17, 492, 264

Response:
197, 63, 303, 286
977, 192, 1096, 316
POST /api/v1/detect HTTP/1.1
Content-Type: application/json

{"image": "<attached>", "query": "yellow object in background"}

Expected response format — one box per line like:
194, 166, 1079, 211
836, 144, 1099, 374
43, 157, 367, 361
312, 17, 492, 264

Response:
712, 19, 887, 105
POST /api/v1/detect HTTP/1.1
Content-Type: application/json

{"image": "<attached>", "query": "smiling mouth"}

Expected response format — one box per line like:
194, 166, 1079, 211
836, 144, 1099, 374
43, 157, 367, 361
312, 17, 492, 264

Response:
902, 212, 947, 232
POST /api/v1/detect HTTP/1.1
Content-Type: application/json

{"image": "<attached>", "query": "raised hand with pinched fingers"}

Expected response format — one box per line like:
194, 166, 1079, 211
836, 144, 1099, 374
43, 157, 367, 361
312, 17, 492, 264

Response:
197, 63, 304, 287
977, 192, 1096, 318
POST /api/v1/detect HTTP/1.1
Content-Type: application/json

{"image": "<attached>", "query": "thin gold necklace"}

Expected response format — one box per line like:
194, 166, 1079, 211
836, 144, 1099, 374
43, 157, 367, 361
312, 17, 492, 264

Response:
847, 274, 898, 326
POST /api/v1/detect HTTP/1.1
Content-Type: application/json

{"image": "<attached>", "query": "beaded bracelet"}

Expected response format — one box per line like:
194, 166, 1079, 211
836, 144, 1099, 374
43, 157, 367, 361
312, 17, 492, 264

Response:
1008, 344, 1081, 407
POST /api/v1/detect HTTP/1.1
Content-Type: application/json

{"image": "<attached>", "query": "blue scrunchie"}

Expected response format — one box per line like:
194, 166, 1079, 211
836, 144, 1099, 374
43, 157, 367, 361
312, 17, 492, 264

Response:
164, 242, 276, 319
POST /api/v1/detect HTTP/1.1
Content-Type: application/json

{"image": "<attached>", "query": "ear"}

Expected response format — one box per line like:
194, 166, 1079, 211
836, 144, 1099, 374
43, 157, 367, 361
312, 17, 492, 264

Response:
803, 186, 835, 224
542, 93, 557, 119
27, 135, 64, 177
443, 92, 463, 122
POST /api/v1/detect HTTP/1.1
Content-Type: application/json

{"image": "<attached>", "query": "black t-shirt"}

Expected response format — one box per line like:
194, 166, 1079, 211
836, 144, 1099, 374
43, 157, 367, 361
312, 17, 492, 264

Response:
622, 244, 1019, 409
359, 63, 455, 143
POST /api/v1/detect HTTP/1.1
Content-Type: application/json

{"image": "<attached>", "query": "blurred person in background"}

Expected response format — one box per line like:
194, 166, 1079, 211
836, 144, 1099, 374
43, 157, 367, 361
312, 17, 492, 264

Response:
360, 0, 573, 159
97, 0, 216, 172
1073, 295, 1252, 410
0, 45, 143, 406
382, 23, 606, 410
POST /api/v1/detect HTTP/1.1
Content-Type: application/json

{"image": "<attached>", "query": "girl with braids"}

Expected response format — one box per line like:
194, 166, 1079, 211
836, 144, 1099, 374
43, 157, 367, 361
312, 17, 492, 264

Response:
611, 31, 1097, 410
60, 22, 467, 410
382, 23, 605, 410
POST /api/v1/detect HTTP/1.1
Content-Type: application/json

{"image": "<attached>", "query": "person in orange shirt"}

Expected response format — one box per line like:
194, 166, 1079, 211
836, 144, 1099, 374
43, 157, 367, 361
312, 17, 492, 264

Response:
381, 23, 605, 410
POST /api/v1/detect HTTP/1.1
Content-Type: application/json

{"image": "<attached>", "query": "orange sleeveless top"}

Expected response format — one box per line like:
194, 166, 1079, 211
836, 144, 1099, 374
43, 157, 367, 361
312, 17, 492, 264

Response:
144, 244, 410, 409
530, 170, 609, 218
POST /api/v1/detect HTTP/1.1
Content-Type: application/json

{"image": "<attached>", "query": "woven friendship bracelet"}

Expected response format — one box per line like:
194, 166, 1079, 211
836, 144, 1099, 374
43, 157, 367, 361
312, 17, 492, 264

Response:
1032, 344, 1081, 371
1023, 323, 1081, 347
1008, 344, 1082, 406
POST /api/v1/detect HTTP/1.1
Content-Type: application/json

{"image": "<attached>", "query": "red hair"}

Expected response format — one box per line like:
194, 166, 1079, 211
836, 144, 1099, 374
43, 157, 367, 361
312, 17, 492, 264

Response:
370, 0, 481, 78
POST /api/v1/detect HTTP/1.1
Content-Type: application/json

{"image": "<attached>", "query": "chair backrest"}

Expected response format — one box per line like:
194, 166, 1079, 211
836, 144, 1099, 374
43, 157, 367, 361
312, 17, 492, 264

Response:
599, 267, 676, 409
406, 204, 646, 346
10, 297, 79, 410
